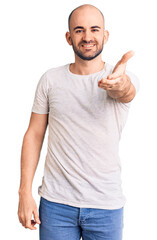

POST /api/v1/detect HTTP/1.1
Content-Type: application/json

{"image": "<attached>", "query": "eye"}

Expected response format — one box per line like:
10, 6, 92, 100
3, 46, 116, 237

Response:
75, 29, 99, 33
76, 30, 83, 33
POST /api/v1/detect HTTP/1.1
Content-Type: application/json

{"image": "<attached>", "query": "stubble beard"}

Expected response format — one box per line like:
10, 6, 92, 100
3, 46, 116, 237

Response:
71, 40, 104, 61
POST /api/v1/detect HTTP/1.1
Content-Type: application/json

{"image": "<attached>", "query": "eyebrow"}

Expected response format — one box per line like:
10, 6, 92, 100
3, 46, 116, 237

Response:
73, 26, 101, 31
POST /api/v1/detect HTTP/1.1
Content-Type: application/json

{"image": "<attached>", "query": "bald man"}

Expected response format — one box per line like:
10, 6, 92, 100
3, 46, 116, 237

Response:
18, 4, 139, 240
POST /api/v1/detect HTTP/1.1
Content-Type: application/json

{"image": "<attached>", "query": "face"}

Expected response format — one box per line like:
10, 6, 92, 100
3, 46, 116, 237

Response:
66, 7, 109, 61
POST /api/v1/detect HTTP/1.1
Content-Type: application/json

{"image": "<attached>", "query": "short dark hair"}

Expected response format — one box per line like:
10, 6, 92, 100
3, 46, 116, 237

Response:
68, 4, 105, 32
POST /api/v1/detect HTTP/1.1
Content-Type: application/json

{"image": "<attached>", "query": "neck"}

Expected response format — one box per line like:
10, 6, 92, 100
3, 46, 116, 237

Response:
69, 55, 105, 75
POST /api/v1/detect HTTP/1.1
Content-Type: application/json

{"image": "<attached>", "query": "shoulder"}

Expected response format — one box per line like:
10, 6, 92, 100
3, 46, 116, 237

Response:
39, 64, 68, 88
45, 63, 68, 77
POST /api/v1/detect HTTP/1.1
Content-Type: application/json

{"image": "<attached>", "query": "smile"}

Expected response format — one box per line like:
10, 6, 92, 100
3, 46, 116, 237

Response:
81, 44, 95, 49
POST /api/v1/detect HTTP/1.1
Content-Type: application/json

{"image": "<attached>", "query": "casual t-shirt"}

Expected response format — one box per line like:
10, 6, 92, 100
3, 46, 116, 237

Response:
32, 62, 140, 209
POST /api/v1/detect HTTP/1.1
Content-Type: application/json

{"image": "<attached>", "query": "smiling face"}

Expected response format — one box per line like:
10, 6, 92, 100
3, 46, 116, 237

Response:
66, 5, 109, 61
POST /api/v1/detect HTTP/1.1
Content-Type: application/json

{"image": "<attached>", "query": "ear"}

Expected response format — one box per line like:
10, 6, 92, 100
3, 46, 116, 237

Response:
65, 32, 72, 46
103, 30, 109, 45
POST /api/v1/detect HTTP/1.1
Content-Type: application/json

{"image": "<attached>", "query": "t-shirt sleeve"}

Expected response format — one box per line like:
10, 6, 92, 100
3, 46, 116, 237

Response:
112, 70, 140, 130
31, 72, 49, 114
126, 69, 140, 95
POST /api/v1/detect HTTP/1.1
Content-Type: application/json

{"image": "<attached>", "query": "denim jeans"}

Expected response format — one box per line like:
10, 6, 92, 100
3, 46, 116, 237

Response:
39, 197, 124, 240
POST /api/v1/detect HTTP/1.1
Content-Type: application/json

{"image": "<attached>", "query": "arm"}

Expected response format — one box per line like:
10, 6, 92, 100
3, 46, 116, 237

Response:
18, 112, 48, 230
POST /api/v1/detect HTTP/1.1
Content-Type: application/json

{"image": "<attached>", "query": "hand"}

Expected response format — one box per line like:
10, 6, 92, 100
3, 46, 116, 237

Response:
17, 192, 41, 230
98, 51, 134, 99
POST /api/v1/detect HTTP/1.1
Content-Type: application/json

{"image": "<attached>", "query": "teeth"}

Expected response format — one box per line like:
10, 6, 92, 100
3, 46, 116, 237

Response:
82, 45, 94, 47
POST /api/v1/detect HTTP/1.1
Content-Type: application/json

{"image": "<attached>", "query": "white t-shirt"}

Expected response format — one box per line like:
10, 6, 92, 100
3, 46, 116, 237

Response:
32, 62, 140, 209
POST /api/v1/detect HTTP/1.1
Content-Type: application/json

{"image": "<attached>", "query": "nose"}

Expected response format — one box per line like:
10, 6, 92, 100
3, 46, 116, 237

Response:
82, 30, 93, 43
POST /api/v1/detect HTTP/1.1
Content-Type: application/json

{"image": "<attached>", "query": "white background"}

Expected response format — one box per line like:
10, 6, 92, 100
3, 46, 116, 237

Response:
0, 0, 156, 239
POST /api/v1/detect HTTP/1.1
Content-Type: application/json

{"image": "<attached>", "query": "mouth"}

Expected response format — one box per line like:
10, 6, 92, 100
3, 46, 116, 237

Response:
81, 44, 95, 49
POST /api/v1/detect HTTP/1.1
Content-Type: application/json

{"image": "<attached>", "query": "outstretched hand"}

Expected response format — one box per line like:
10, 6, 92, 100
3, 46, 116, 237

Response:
98, 51, 135, 101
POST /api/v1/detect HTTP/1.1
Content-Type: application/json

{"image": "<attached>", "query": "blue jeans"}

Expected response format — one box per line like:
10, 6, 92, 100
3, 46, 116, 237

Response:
39, 197, 124, 240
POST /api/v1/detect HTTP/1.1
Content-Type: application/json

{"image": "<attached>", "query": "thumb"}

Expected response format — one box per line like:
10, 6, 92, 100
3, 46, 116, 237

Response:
33, 209, 41, 224
112, 50, 135, 75
120, 50, 134, 64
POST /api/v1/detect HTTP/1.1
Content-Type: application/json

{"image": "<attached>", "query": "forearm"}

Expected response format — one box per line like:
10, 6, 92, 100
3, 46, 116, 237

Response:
18, 131, 44, 195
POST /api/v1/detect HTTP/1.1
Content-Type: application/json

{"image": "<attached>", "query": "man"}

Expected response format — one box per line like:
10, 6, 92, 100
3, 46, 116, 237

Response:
18, 4, 139, 240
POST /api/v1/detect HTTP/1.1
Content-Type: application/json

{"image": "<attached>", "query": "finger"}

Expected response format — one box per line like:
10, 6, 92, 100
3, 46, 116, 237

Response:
33, 209, 41, 224
107, 72, 122, 80
100, 85, 115, 91
99, 77, 121, 85
99, 77, 123, 91
25, 219, 37, 230
98, 83, 119, 91
120, 50, 134, 64
98, 78, 106, 83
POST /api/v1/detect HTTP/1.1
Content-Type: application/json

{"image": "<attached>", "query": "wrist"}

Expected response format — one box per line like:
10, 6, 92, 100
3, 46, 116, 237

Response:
18, 187, 32, 196
117, 82, 135, 103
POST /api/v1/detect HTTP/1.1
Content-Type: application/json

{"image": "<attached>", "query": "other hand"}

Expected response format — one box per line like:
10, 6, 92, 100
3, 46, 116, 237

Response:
17, 192, 41, 230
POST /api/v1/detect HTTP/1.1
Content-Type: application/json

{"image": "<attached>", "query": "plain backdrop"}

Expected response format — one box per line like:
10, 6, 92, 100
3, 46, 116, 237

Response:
0, 0, 157, 239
